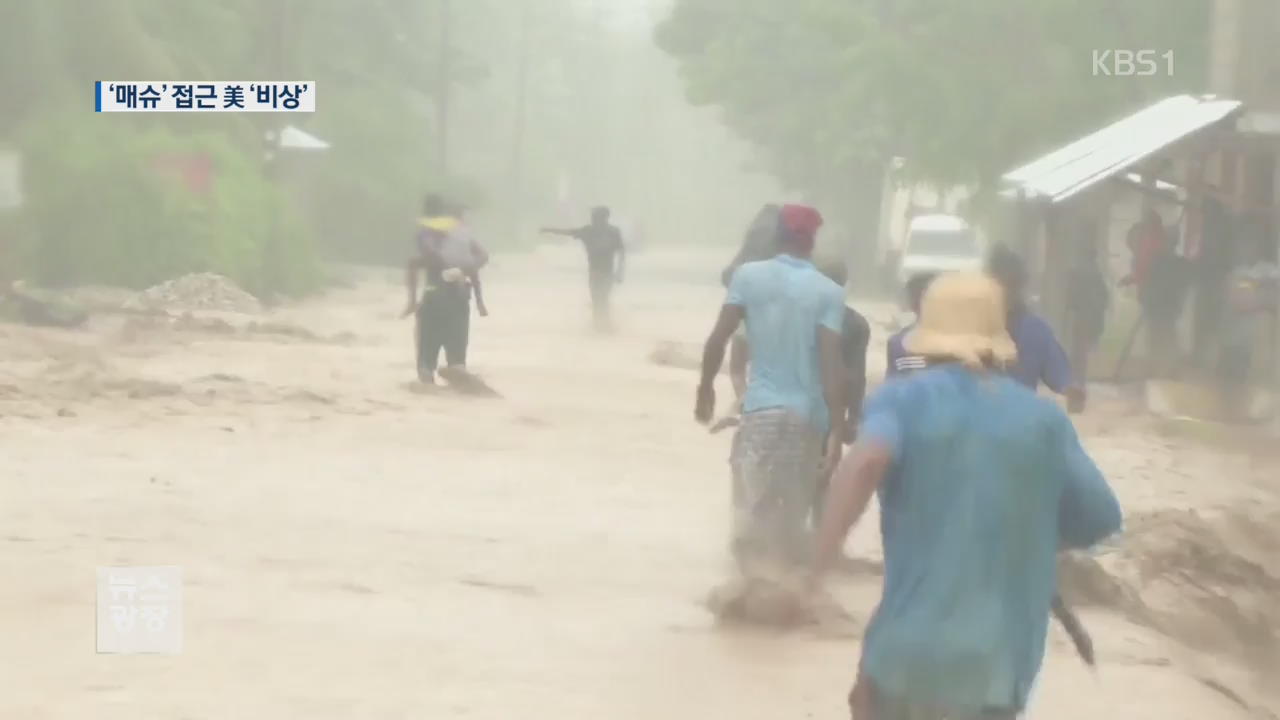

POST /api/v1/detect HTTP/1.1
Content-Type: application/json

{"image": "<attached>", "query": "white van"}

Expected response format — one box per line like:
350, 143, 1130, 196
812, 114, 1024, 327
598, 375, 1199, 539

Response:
896, 214, 985, 288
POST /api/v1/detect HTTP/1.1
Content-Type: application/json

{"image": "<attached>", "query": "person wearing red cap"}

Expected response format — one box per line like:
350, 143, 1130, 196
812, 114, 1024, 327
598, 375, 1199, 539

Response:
696, 203, 847, 577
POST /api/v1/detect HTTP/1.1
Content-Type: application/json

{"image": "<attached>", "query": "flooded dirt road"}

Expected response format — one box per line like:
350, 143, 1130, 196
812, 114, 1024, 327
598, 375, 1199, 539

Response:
1, 247, 1277, 719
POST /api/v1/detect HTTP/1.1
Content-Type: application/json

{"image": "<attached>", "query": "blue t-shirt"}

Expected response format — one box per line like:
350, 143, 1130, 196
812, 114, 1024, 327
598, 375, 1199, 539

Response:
886, 324, 926, 376
726, 255, 846, 433
1007, 309, 1073, 393
858, 365, 1121, 713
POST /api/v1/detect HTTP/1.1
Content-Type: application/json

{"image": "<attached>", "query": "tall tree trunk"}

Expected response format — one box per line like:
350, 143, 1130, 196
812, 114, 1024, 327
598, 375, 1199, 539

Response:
507, 0, 531, 241
436, 0, 452, 179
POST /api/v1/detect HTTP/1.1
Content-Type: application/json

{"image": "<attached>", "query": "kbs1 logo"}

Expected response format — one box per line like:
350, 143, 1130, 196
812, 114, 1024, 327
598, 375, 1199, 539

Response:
1092, 50, 1174, 77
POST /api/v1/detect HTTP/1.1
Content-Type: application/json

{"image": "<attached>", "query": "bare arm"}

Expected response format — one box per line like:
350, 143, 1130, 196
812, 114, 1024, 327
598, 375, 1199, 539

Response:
818, 327, 846, 437
729, 334, 749, 402
1056, 416, 1122, 549
403, 257, 421, 314
700, 305, 744, 390
541, 227, 579, 238
811, 440, 892, 583
846, 317, 870, 433
695, 304, 745, 423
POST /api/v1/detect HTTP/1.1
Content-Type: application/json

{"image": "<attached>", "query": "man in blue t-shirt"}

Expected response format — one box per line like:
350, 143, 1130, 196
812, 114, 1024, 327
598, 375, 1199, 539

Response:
696, 204, 847, 571
811, 272, 1121, 719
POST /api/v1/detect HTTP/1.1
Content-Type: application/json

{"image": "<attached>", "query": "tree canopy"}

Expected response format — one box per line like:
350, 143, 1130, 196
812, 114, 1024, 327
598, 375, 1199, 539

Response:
2, 0, 779, 292
656, 0, 1212, 193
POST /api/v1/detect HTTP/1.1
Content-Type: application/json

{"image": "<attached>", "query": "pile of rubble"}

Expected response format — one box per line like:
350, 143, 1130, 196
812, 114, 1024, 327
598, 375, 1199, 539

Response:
126, 273, 262, 314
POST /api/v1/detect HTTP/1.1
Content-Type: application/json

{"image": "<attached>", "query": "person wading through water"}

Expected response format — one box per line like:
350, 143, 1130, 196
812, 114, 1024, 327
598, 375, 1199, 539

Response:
810, 271, 1122, 720
718, 204, 783, 405
404, 194, 489, 385
695, 204, 847, 578
721, 256, 870, 531
886, 270, 1097, 669
986, 245, 1086, 413
540, 206, 626, 331
885, 272, 937, 377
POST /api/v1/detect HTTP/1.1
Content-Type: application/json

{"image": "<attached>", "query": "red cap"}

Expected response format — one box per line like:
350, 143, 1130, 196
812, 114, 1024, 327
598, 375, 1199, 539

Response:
779, 204, 823, 240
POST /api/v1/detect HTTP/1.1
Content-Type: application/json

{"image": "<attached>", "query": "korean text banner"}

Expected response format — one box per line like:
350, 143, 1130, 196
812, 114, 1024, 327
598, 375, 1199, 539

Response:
96, 82, 315, 112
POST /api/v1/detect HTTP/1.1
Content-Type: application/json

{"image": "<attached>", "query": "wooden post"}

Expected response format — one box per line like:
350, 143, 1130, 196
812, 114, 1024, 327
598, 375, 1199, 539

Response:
1272, 147, 1280, 430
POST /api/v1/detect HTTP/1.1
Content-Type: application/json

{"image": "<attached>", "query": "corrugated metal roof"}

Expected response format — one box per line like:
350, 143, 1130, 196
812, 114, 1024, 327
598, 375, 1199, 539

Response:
1001, 95, 1243, 204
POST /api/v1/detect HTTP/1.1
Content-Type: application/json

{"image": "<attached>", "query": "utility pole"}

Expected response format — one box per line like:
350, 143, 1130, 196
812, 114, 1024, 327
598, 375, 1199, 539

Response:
589, 0, 606, 200
508, 0, 532, 241
259, 0, 289, 301
436, 0, 453, 180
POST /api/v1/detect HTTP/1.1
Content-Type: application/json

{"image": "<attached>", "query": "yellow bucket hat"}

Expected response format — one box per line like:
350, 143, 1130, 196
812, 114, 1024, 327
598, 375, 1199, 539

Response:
903, 271, 1018, 370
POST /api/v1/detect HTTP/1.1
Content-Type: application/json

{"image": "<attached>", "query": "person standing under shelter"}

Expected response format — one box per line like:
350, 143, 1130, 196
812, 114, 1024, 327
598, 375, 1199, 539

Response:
1218, 233, 1279, 421
1064, 234, 1110, 386
1122, 208, 1188, 376
541, 206, 626, 330
694, 204, 847, 575
810, 271, 1122, 720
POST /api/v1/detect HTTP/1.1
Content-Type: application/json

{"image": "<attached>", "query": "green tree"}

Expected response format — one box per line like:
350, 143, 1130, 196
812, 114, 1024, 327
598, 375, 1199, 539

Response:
656, 0, 1211, 254
3, 0, 780, 292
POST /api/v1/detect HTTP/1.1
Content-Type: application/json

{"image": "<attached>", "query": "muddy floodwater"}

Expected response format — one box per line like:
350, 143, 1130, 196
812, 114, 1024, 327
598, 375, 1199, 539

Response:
2, 246, 1277, 719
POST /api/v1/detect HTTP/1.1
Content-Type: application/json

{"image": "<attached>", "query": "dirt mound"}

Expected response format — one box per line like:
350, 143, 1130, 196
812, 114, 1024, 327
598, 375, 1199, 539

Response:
126, 273, 262, 314
1060, 508, 1280, 665
114, 312, 336, 344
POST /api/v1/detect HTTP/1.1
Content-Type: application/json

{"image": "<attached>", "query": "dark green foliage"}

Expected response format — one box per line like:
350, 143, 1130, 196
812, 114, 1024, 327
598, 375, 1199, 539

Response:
17, 112, 316, 294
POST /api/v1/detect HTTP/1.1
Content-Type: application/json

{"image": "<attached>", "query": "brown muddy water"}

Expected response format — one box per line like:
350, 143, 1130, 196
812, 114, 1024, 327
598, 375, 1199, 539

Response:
1, 246, 1276, 719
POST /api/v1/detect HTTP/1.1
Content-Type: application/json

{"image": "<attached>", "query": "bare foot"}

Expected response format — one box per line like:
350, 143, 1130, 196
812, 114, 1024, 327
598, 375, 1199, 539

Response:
709, 416, 740, 434
438, 365, 471, 384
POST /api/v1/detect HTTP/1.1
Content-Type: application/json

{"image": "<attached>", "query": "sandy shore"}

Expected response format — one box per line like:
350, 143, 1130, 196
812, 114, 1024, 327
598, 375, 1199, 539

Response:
1, 246, 1276, 719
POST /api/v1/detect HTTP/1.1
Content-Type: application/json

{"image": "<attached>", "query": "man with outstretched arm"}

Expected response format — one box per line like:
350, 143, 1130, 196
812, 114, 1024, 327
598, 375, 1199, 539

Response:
541, 206, 625, 330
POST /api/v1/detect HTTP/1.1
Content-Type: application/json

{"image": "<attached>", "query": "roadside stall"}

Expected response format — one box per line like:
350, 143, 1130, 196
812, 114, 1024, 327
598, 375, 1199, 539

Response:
995, 95, 1279, 422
